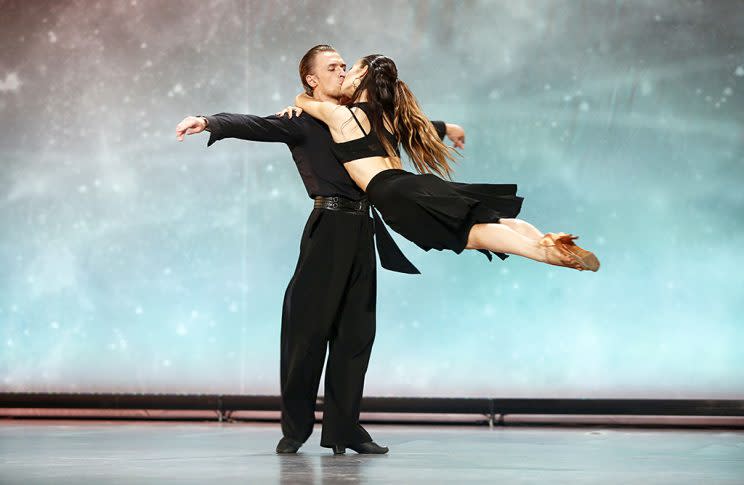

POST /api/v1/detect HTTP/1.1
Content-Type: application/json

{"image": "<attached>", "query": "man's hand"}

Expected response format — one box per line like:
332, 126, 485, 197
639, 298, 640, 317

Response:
275, 106, 303, 118
445, 123, 465, 149
175, 116, 208, 141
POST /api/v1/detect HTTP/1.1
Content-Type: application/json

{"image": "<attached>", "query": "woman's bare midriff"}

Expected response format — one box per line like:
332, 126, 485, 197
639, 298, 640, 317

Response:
344, 156, 402, 192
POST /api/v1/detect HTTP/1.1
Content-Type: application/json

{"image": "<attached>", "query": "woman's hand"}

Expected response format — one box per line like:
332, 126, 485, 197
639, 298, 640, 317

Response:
445, 123, 465, 149
275, 106, 303, 118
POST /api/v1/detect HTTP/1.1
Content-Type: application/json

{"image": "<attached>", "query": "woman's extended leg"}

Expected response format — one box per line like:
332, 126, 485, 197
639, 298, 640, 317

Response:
465, 222, 597, 270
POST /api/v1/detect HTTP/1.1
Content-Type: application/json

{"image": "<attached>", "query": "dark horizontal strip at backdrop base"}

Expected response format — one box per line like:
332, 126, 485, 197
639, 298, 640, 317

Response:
1, 394, 744, 417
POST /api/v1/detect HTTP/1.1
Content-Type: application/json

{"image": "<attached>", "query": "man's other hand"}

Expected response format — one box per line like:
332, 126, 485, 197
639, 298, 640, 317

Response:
445, 123, 465, 149
176, 116, 208, 141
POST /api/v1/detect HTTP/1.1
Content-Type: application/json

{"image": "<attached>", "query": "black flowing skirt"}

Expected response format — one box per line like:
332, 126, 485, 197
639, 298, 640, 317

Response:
366, 168, 524, 261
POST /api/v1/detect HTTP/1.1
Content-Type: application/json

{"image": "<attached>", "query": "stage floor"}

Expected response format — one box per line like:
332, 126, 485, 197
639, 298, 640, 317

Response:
1, 420, 743, 484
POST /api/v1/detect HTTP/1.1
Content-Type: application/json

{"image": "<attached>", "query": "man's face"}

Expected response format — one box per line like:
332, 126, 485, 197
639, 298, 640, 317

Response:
307, 51, 347, 99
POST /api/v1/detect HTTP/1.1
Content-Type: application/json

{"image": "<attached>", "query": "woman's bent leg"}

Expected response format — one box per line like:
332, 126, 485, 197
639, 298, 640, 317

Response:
498, 218, 544, 241
466, 222, 578, 267
465, 223, 545, 262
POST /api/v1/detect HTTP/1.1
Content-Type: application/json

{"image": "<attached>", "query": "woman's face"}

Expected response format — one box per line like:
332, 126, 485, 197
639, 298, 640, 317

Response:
340, 60, 368, 97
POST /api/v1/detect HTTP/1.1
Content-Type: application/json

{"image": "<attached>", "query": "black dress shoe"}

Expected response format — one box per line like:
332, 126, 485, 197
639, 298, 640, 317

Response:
276, 436, 303, 454
333, 441, 389, 455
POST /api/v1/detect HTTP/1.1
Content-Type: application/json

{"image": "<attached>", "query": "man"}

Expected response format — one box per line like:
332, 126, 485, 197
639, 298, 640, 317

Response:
175, 45, 465, 455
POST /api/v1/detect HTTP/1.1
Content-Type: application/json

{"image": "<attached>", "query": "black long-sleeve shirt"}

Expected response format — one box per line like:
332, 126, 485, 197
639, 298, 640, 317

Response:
205, 112, 447, 201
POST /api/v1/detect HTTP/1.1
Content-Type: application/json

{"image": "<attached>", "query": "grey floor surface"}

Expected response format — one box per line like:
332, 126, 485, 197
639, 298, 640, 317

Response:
1, 420, 743, 484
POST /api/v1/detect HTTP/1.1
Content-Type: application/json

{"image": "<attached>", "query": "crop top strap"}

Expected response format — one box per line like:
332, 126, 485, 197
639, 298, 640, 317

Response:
346, 106, 368, 136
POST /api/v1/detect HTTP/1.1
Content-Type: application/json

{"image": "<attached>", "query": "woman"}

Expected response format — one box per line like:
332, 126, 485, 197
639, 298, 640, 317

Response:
295, 54, 599, 271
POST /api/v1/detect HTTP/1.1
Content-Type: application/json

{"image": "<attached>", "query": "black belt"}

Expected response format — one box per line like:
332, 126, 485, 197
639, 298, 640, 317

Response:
313, 196, 420, 275
314, 195, 369, 213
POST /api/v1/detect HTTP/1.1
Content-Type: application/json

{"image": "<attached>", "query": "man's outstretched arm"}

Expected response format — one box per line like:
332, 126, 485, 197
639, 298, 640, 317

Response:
175, 113, 305, 146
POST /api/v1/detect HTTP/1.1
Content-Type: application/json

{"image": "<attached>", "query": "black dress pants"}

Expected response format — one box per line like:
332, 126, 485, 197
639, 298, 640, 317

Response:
280, 208, 376, 447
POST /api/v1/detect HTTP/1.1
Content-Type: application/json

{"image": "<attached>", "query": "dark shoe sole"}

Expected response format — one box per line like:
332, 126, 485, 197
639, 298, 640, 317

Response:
331, 443, 389, 454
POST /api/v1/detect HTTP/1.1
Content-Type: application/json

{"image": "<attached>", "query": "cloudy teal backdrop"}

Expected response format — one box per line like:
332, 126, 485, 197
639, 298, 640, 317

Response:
1, 0, 742, 398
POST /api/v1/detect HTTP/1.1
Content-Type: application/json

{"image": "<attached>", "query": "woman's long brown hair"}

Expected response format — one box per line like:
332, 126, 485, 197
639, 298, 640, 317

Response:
348, 55, 457, 178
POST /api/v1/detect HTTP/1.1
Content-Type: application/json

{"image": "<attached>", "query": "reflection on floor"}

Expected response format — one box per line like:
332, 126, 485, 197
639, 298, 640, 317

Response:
1, 420, 743, 484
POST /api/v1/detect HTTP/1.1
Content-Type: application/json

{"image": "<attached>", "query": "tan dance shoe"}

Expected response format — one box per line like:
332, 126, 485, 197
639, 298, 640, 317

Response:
539, 233, 582, 270
547, 233, 600, 272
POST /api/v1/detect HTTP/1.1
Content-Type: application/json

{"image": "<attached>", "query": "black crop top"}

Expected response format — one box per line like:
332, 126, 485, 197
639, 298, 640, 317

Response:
331, 102, 401, 163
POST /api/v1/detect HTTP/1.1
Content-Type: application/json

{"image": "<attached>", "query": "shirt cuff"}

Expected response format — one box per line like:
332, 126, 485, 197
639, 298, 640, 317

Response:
201, 115, 220, 147
431, 120, 447, 140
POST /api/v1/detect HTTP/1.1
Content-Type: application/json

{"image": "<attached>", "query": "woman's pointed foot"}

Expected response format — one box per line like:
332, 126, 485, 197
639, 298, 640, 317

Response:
540, 233, 600, 271
539, 233, 579, 269
554, 233, 600, 271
